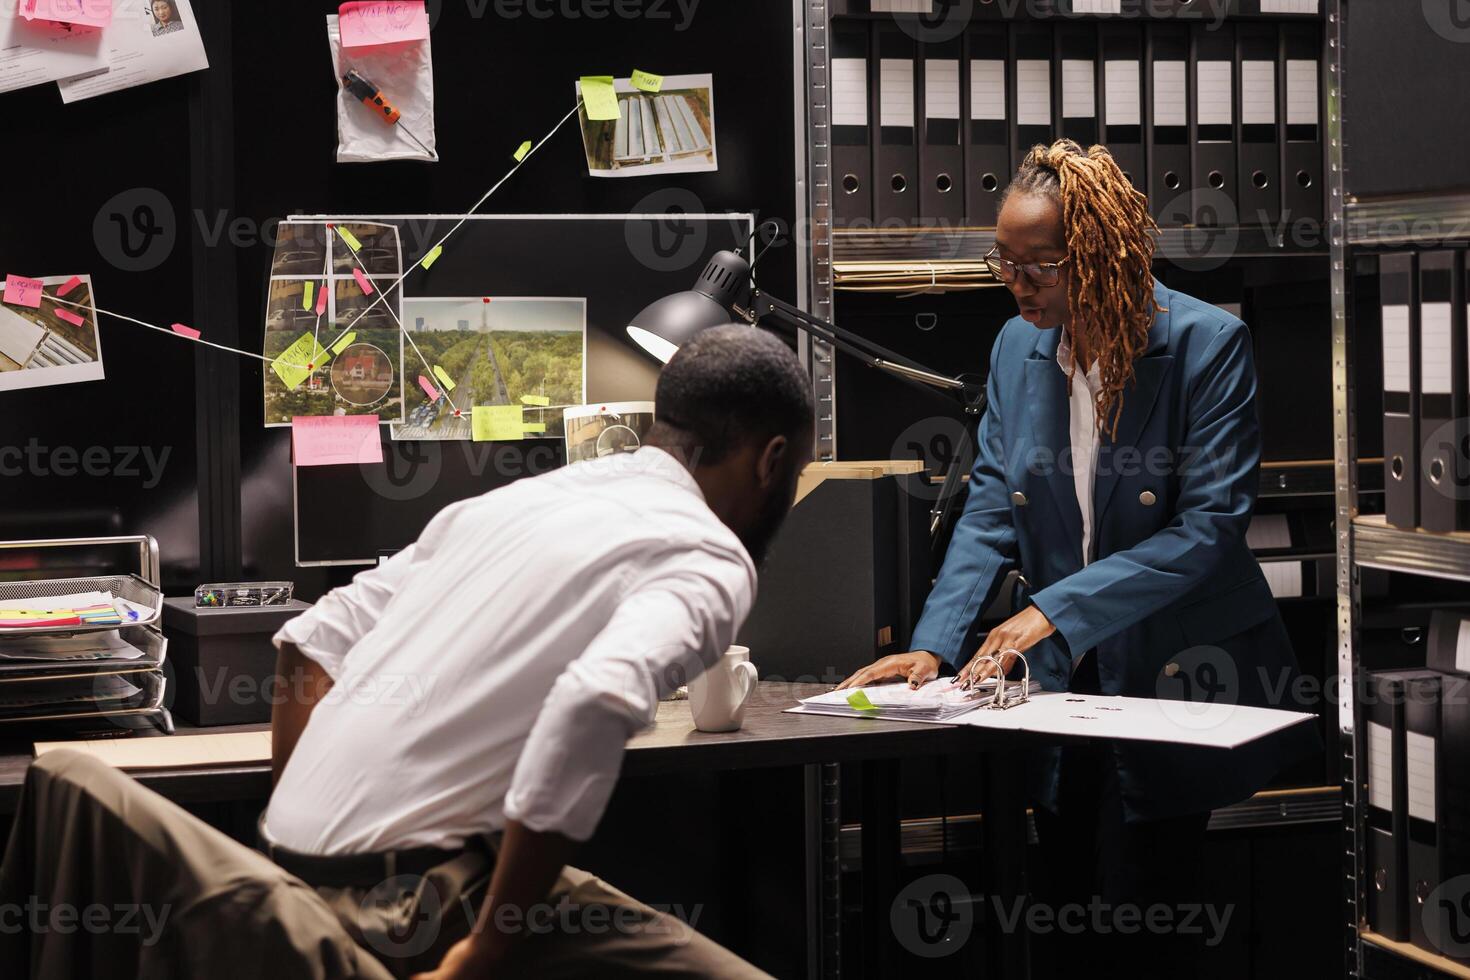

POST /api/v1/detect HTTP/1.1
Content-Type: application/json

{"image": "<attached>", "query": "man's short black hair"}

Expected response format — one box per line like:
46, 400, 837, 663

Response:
652, 325, 814, 465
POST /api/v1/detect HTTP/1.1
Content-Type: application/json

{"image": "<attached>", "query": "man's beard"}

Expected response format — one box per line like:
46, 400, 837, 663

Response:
739, 474, 798, 568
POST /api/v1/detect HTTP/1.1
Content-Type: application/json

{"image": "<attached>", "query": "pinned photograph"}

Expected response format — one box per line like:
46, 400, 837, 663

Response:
263, 220, 404, 426
576, 73, 718, 178
563, 402, 656, 464
0, 274, 104, 392
391, 297, 586, 442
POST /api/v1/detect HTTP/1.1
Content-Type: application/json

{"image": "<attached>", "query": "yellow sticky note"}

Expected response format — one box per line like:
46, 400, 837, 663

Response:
520, 394, 551, 407
579, 75, 620, 121
432, 365, 457, 392
336, 226, 362, 252
421, 245, 443, 270
846, 690, 878, 712
271, 332, 331, 392
330, 331, 357, 356
513, 140, 532, 162
473, 406, 527, 442
630, 69, 664, 93
523, 423, 547, 434
302, 282, 314, 311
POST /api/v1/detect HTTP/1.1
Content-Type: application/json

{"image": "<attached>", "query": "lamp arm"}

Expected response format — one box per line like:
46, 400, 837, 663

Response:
746, 291, 987, 415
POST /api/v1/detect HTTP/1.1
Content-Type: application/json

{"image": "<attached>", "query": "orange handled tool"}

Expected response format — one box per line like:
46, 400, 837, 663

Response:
343, 69, 402, 124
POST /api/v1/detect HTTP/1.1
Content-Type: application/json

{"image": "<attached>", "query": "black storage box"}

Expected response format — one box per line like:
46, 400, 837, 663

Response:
737, 462, 928, 685
161, 598, 312, 726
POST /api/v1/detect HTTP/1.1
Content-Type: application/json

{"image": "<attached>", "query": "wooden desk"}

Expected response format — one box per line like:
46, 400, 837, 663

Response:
0, 681, 1034, 979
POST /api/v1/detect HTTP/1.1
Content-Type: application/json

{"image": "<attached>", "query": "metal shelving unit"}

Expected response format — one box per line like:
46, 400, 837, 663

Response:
1333, 4, 1470, 978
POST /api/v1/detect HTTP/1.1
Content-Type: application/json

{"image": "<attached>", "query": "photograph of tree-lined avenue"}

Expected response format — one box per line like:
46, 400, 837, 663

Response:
391, 297, 585, 441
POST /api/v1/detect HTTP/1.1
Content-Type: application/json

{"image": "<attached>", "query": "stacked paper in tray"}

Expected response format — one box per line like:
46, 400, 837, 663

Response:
0, 632, 147, 662
0, 591, 146, 629
797, 678, 1042, 723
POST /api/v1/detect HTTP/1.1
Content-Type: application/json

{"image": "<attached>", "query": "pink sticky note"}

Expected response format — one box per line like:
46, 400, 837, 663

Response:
418, 375, 441, 402
57, 276, 82, 297
292, 415, 384, 467
21, 0, 112, 29
171, 323, 201, 339
315, 281, 328, 316
352, 267, 375, 295
3, 275, 43, 310
55, 308, 85, 327
338, 1, 429, 48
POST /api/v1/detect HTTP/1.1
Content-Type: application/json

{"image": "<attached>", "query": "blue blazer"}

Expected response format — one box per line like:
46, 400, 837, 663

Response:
911, 279, 1320, 821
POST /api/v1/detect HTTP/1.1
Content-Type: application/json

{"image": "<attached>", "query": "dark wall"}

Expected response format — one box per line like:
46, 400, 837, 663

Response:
0, 0, 800, 597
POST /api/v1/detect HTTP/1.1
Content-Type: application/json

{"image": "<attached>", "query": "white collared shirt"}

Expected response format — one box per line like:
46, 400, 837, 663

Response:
264, 448, 756, 853
1058, 330, 1102, 566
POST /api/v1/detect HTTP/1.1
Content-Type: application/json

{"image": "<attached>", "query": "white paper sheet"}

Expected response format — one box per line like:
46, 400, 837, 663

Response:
954, 691, 1314, 749
0, 13, 107, 94
788, 690, 1315, 749
57, 0, 208, 103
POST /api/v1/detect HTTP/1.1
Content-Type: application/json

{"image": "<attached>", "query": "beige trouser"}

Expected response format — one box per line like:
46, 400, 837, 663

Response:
0, 750, 771, 980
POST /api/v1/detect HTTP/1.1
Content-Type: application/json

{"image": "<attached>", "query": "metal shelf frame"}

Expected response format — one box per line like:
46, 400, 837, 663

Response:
1333, 6, 1470, 980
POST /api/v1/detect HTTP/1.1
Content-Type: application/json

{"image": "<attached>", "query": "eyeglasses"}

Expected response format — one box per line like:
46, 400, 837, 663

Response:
983, 247, 1071, 288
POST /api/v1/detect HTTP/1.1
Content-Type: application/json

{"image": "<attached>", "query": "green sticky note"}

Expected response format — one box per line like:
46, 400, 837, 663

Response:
523, 423, 547, 434
846, 690, 878, 712
473, 405, 527, 442
432, 365, 457, 392
302, 281, 314, 311
513, 140, 532, 162
630, 69, 664, 93
330, 331, 357, 355
271, 332, 331, 391
336, 226, 362, 252
520, 394, 551, 407
420, 245, 443, 270
579, 75, 620, 121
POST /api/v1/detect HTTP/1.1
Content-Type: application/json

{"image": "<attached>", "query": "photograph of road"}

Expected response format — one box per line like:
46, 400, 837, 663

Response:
0, 274, 105, 392
391, 297, 585, 442
263, 221, 404, 427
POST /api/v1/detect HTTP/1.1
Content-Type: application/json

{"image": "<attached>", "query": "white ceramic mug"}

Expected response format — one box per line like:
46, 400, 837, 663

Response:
689, 648, 758, 733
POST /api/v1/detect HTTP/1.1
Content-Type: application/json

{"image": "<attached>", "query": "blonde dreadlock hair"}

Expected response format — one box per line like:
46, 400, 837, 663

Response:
1003, 139, 1164, 439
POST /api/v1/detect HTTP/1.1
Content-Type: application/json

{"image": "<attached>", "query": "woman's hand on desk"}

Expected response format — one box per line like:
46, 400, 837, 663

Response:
835, 651, 941, 691
954, 606, 1057, 688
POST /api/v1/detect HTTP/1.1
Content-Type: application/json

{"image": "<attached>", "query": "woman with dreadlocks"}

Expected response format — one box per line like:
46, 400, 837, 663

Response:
839, 140, 1318, 974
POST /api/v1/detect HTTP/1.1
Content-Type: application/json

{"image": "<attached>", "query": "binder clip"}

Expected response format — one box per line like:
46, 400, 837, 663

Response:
970, 647, 1031, 711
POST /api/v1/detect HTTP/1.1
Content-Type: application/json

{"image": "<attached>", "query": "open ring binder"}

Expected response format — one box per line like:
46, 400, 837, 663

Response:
968, 647, 1032, 711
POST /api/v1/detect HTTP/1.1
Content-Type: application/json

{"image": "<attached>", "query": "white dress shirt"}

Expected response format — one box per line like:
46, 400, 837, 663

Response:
1058, 329, 1102, 566
264, 448, 756, 853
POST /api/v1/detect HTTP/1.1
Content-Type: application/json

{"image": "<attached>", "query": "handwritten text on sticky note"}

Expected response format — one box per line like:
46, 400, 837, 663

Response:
271, 332, 330, 391
338, 1, 429, 48
22, 0, 112, 29
579, 76, 620, 121
292, 415, 384, 467
630, 69, 664, 93
3, 275, 44, 310
473, 405, 526, 442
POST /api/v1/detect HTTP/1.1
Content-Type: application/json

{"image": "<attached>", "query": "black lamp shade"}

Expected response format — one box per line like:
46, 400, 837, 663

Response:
626, 291, 731, 364
626, 250, 754, 363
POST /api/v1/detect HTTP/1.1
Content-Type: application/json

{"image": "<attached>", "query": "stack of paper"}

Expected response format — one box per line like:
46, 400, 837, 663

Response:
797, 678, 1042, 722
0, 631, 146, 662
0, 591, 146, 630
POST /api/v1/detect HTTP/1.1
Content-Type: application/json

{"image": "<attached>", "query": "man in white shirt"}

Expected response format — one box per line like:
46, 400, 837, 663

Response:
0, 326, 812, 980
268, 324, 812, 979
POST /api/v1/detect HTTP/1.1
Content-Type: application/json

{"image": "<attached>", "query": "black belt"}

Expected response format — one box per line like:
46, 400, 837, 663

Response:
258, 816, 491, 890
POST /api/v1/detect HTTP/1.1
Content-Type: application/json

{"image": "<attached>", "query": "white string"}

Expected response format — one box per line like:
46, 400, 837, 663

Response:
24, 97, 588, 379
